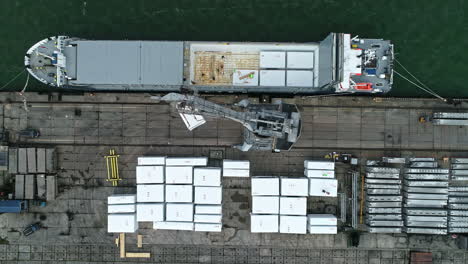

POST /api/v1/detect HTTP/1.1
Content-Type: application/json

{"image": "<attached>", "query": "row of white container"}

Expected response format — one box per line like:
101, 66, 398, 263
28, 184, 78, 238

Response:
137, 166, 222, 185
135, 185, 222, 204
252, 196, 307, 215
108, 215, 223, 232
251, 214, 337, 234
137, 157, 250, 179
138, 157, 207, 166
222, 160, 250, 177
252, 177, 337, 197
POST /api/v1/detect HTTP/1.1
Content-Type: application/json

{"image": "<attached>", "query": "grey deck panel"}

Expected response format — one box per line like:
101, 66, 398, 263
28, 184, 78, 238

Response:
46, 175, 56, 201
36, 174, 46, 199
27, 148, 36, 173
14, 174, 24, 199
70, 40, 184, 86
18, 148, 27, 173
24, 174, 35, 200
8, 148, 17, 174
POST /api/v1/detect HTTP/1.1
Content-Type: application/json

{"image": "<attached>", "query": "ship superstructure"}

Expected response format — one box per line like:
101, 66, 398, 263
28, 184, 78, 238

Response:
25, 33, 393, 94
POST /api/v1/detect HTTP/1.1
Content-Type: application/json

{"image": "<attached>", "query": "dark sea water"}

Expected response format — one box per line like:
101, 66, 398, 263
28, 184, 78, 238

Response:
0, 0, 466, 97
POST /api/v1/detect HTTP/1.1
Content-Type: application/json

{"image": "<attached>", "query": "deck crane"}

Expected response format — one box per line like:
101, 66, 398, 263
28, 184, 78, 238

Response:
158, 93, 302, 152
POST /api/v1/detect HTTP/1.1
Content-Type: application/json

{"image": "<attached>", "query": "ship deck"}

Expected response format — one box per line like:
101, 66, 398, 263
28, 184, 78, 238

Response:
1, 93, 468, 263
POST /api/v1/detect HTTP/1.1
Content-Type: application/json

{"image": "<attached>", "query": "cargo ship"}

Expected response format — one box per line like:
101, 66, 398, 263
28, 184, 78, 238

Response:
24, 33, 393, 94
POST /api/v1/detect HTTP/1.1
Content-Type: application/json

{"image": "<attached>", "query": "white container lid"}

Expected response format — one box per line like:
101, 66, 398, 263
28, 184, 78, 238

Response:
304, 169, 335, 178
251, 177, 280, 196
165, 185, 193, 203
280, 178, 309, 196
252, 196, 279, 214
137, 184, 165, 202
308, 225, 337, 234
138, 156, 166, 166
280, 215, 307, 234
136, 166, 164, 184
194, 167, 221, 186
194, 186, 222, 204
251, 214, 279, 233
108, 194, 136, 205
108, 204, 136, 214
222, 160, 250, 170
232, 70, 259, 86
307, 214, 337, 226
136, 203, 165, 222
280, 197, 307, 215
165, 203, 194, 222
309, 178, 338, 197
194, 223, 222, 232
223, 169, 250, 177
108, 213, 138, 233
304, 160, 335, 170
166, 157, 208, 166
165, 166, 193, 184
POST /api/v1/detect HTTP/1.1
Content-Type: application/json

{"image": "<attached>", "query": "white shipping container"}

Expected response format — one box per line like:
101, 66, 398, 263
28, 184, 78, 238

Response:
165, 185, 193, 203
137, 184, 165, 202
194, 186, 222, 204
166, 203, 194, 222
108, 204, 136, 213
286, 70, 314, 87
194, 214, 222, 223
136, 166, 164, 184
107, 213, 138, 233
194, 223, 222, 232
251, 177, 280, 196
260, 70, 286, 87
280, 197, 307, 215
304, 160, 335, 170
280, 215, 307, 234
138, 156, 166, 165
108, 194, 136, 205
307, 214, 337, 226
252, 196, 280, 214
280, 178, 309, 196
309, 178, 338, 197
251, 214, 279, 233
136, 203, 164, 222
287, 52, 315, 69
222, 169, 250, 177
308, 225, 337, 234
165, 157, 208, 166
165, 166, 193, 184
304, 169, 335, 178
153, 221, 194, 231
222, 160, 250, 170
194, 167, 222, 186
195, 205, 222, 215
260, 51, 286, 68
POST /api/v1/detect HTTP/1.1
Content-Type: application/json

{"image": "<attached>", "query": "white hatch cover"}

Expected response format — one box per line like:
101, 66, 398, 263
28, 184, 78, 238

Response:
286, 70, 313, 87
287, 52, 314, 69
259, 70, 285, 86
260, 51, 286, 68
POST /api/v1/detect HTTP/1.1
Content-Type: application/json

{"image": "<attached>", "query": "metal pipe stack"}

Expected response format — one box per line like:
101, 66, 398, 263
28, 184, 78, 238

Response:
365, 161, 403, 233
448, 158, 468, 233
403, 158, 449, 235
